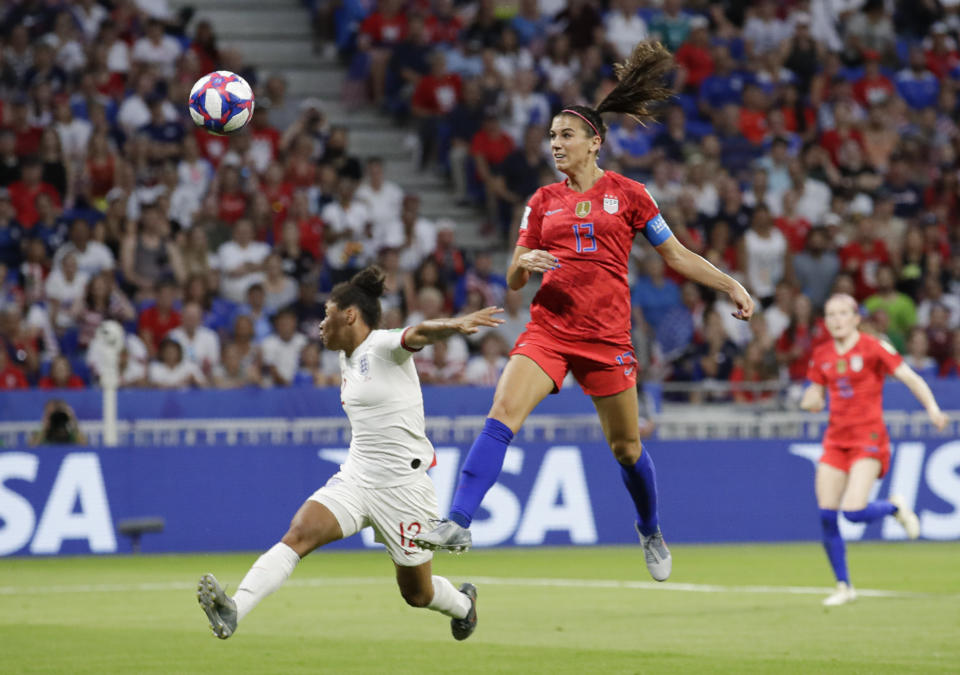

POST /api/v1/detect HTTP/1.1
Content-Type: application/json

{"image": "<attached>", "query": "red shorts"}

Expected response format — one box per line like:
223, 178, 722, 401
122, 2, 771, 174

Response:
820, 429, 891, 478
510, 323, 636, 397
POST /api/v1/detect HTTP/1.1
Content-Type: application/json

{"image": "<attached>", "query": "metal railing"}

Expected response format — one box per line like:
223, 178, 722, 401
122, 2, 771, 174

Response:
1, 409, 955, 448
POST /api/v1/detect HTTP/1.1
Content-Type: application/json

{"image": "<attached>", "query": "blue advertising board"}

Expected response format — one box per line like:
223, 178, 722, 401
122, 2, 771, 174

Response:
2, 437, 958, 557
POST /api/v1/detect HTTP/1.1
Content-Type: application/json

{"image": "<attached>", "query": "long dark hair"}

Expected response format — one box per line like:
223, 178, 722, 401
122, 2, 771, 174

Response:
329, 265, 386, 328
560, 41, 675, 143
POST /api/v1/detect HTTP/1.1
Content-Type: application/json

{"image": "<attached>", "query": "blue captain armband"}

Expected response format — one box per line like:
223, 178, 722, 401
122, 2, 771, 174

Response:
643, 213, 673, 246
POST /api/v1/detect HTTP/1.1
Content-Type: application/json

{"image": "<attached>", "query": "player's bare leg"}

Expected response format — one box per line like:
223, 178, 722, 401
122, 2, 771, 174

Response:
594, 387, 671, 582
198, 501, 341, 638
816, 463, 855, 606
840, 457, 918, 535
395, 561, 477, 640
415, 355, 554, 551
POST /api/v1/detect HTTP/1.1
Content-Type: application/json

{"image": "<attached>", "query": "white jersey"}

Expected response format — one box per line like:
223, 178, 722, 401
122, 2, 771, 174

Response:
338, 328, 434, 488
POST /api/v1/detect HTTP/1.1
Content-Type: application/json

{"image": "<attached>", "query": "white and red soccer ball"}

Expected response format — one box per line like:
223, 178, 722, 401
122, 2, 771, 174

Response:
188, 71, 255, 135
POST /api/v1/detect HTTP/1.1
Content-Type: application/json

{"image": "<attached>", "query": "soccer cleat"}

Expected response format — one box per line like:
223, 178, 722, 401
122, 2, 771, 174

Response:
197, 573, 238, 639
822, 581, 857, 607
889, 495, 920, 540
636, 524, 672, 582
412, 519, 473, 552
450, 583, 478, 641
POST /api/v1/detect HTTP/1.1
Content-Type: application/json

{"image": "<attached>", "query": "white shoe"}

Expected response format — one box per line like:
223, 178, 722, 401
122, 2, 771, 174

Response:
822, 581, 856, 607
888, 495, 920, 539
635, 524, 672, 582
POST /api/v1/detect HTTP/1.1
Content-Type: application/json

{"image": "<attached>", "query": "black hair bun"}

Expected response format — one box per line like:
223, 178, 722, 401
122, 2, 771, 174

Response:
350, 265, 386, 298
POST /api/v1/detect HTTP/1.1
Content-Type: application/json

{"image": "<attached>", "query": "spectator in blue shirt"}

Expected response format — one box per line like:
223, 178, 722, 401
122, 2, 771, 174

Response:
896, 47, 939, 110
510, 0, 548, 47
699, 46, 746, 116
632, 254, 684, 333
0, 189, 23, 268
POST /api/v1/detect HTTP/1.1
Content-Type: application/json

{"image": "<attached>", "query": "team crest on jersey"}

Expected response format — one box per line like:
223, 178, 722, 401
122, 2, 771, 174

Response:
603, 194, 619, 214
575, 200, 591, 218
359, 354, 370, 378
851, 355, 863, 372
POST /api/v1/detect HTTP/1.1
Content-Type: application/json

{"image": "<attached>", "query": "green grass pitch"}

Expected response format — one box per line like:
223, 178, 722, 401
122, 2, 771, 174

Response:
2, 543, 958, 674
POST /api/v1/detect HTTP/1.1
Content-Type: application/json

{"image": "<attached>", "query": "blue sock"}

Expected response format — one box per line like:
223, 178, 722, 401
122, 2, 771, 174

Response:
448, 418, 514, 528
843, 500, 898, 523
820, 509, 849, 583
620, 448, 660, 537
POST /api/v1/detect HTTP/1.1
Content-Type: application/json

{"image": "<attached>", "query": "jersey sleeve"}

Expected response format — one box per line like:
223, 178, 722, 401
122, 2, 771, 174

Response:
632, 183, 673, 246
375, 328, 420, 364
806, 352, 827, 385
515, 189, 544, 250
872, 335, 903, 374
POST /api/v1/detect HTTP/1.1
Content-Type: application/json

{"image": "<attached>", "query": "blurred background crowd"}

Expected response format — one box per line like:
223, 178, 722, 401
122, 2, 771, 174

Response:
1, 0, 959, 402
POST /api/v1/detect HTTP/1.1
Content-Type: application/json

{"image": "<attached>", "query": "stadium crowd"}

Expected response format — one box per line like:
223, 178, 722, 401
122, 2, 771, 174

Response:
0, 0, 959, 402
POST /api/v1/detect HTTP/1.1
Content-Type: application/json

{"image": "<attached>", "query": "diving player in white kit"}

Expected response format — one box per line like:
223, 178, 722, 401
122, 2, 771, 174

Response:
198, 266, 503, 641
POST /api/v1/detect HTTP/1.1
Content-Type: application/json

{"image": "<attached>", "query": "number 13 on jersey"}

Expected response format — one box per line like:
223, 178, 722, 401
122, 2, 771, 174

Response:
572, 223, 597, 253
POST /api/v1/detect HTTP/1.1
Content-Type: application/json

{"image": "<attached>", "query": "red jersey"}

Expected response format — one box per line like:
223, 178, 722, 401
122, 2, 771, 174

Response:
806, 332, 902, 445
138, 307, 182, 352
411, 73, 462, 115
839, 239, 890, 300
516, 171, 662, 342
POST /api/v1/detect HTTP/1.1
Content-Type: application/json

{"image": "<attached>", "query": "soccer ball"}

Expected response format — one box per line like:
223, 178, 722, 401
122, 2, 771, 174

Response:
188, 70, 255, 135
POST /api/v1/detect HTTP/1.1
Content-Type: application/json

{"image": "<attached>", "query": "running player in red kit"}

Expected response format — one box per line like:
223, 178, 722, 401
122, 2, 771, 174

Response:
415, 42, 754, 581
801, 293, 948, 606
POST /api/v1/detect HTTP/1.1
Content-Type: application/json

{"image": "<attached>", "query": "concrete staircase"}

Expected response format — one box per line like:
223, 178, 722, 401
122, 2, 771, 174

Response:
175, 0, 488, 250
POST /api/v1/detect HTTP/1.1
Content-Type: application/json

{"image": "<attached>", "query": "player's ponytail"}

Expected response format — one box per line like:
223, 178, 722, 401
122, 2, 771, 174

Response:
560, 41, 675, 143
330, 265, 385, 328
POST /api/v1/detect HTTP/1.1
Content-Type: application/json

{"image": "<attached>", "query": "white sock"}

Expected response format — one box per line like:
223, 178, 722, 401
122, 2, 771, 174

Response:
427, 576, 470, 619
232, 542, 301, 622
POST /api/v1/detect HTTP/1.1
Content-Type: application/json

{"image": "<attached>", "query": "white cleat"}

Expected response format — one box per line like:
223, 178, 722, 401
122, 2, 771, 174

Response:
635, 524, 672, 582
889, 495, 920, 540
822, 581, 857, 607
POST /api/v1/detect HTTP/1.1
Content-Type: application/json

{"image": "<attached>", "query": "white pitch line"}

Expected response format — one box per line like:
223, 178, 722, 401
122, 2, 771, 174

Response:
0, 576, 944, 599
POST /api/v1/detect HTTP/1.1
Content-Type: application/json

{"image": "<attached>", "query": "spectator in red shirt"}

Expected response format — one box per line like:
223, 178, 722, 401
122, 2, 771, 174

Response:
425, 0, 463, 45
358, 0, 409, 106
248, 104, 281, 170
0, 347, 27, 389
215, 164, 248, 226
730, 340, 776, 403
259, 162, 294, 240
411, 51, 462, 170
819, 101, 865, 166
38, 355, 86, 389
776, 293, 826, 380
939, 330, 960, 377
925, 23, 959, 81
839, 216, 891, 300
189, 20, 220, 75
469, 113, 515, 193
8, 158, 61, 228
853, 51, 895, 107
675, 16, 714, 93
738, 84, 769, 146
5, 98, 43, 157
775, 190, 812, 253
138, 280, 182, 356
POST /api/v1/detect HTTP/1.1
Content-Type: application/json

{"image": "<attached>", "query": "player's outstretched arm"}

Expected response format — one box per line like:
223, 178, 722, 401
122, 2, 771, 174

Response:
892, 363, 949, 430
402, 307, 505, 349
799, 383, 826, 412
507, 245, 559, 290
654, 236, 755, 321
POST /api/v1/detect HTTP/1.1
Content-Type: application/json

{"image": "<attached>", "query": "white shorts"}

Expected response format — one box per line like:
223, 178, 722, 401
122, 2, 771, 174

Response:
309, 471, 438, 567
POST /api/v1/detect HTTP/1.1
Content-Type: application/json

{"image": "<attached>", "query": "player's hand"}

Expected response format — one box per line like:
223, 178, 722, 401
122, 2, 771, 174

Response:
727, 282, 755, 321
517, 249, 560, 274
929, 410, 949, 431
452, 306, 505, 334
